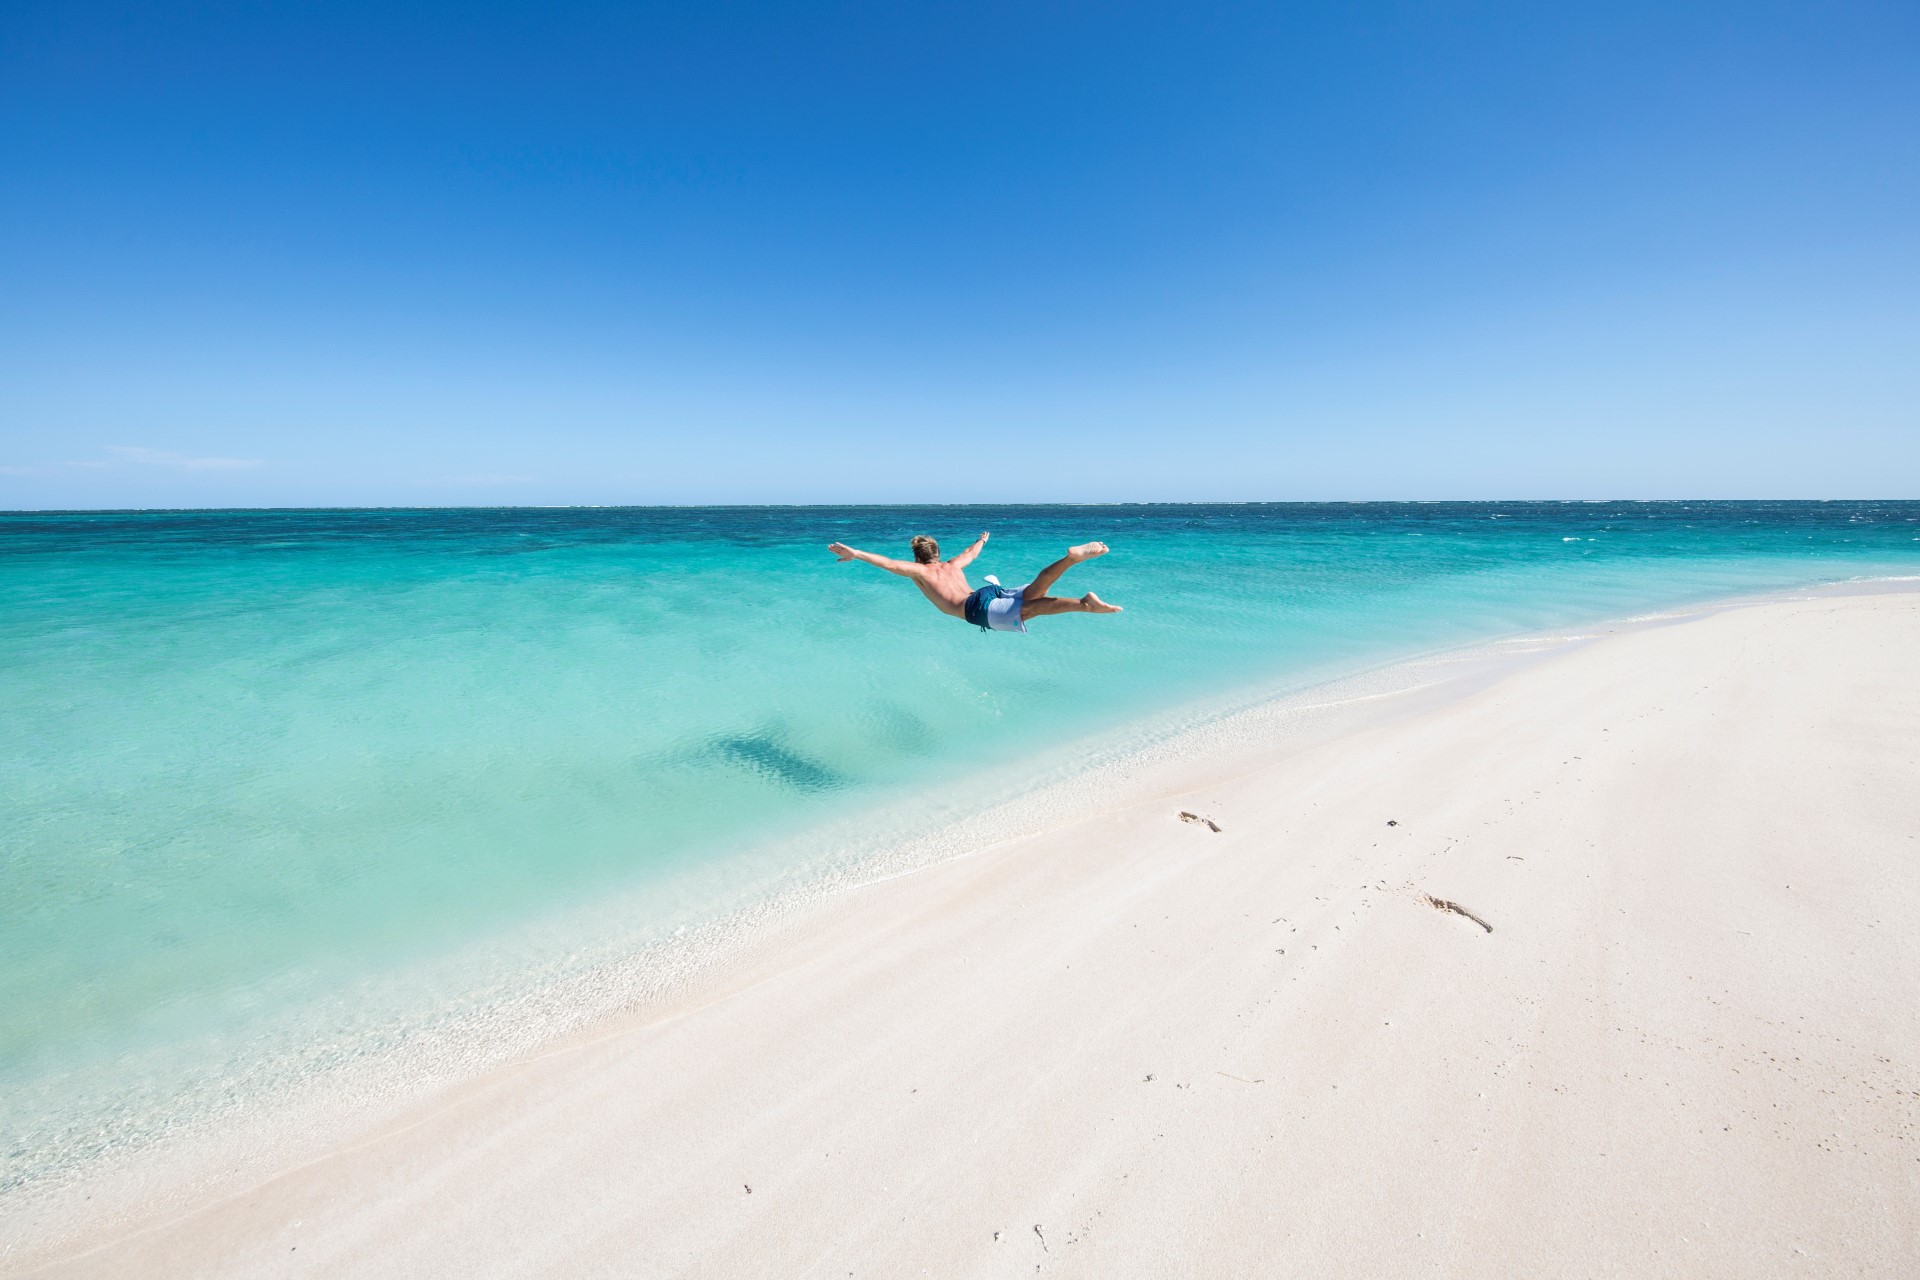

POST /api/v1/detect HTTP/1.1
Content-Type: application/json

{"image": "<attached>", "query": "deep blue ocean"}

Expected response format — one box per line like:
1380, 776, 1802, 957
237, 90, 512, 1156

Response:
4, 501, 1917, 1192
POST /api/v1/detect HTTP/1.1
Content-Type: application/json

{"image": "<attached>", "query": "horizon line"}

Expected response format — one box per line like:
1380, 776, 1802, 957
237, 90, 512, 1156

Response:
5, 497, 1918, 516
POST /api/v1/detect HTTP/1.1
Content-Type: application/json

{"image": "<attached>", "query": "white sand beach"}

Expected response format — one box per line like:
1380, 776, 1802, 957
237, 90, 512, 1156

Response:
12, 590, 1920, 1277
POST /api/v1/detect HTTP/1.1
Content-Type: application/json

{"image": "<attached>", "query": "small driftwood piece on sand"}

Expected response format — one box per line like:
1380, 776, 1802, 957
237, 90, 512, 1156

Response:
1423, 894, 1493, 933
1178, 811, 1223, 832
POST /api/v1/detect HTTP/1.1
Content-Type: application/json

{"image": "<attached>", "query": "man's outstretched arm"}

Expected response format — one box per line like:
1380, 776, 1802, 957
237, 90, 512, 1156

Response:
828, 543, 920, 576
947, 531, 990, 569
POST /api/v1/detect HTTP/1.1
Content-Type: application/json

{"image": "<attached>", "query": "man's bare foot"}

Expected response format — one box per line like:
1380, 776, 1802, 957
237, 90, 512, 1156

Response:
1067, 541, 1109, 562
1081, 592, 1123, 613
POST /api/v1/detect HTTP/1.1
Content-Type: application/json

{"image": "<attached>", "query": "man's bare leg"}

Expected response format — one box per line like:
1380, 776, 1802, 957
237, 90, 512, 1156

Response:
1021, 592, 1123, 620
1025, 541, 1108, 599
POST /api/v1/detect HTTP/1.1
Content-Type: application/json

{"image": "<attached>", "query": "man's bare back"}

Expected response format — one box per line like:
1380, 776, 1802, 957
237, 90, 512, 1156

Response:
827, 532, 1122, 633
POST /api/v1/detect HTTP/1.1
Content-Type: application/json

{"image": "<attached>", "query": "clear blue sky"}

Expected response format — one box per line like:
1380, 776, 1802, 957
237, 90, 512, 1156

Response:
3, 1, 1915, 507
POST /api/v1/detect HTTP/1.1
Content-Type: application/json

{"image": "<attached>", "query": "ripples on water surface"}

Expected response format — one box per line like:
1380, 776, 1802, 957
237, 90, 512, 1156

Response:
3, 501, 1918, 1189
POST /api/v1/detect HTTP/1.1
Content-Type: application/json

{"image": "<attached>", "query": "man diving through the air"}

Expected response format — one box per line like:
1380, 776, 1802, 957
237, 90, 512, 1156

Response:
827, 532, 1123, 633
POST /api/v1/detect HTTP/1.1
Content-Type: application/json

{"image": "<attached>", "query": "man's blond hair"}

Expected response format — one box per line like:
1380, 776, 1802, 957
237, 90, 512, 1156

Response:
910, 535, 939, 564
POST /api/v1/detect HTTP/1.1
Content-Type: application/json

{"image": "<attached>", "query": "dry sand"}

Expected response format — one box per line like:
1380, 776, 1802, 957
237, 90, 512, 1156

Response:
13, 591, 1920, 1277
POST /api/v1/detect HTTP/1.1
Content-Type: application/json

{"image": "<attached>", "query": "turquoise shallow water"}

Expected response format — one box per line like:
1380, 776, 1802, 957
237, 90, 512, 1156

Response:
4, 501, 1919, 1190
